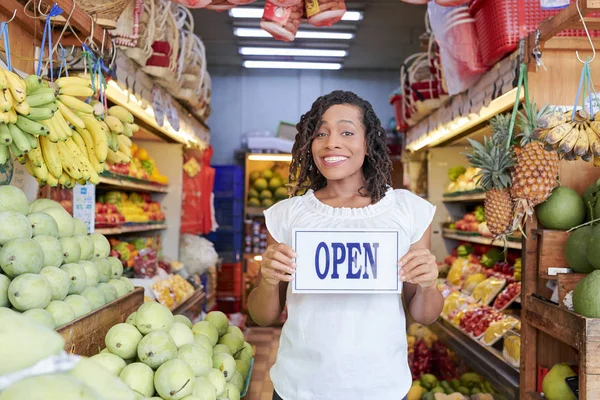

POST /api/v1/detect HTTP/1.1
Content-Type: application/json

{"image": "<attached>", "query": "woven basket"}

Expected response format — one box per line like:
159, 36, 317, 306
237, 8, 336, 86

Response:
111, 0, 143, 48
125, 0, 155, 65
40, 0, 134, 28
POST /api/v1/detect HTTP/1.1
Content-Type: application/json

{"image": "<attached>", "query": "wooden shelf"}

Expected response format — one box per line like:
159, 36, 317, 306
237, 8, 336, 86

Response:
172, 290, 206, 315
442, 192, 486, 203
526, 392, 545, 400
442, 233, 523, 250
524, 295, 600, 351
95, 224, 167, 235
57, 287, 144, 356
98, 175, 169, 193
246, 207, 266, 217
429, 318, 520, 400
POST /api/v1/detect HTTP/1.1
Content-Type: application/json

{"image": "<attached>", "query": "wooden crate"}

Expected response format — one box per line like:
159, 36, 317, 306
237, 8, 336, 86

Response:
58, 287, 144, 356
535, 229, 571, 280
557, 273, 586, 309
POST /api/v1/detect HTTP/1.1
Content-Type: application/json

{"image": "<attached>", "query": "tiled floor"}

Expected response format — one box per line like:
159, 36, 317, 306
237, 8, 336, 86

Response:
245, 327, 281, 400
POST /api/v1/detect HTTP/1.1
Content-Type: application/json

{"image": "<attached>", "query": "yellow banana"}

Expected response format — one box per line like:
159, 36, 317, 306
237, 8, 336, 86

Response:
0, 69, 8, 90
0, 89, 13, 112
58, 172, 74, 188
64, 137, 85, 159
53, 108, 73, 137
27, 143, 44, 167
14, 99, 31, 116
117, 150, 131, 163
122, 123, 132, 137
76, 127, 103, 174
58, 85, 94, 98
532, 128, 550, 141
80, 113, 108, 162
41, 119, 60, 143
126, 122, 139, 133
106, 148, 124, 164
40, 136, 62, 178
574, 124, 590, 157
589, 124, 600, 156
107, 105, 134, 124
56, 76, 91, 89
546, 122, 575, 145
71, 130, 87, 156
104, 115, 124, 135
46, 170, 59, 187
7, 109, 17, 125
0, 112, 9, 124
56, 100, 85, 129
5, 70, 26, 103
57, 95, 94, 114
30, 156, 49, 183
63, 139, 91, 181
539, 111, 568, 129
558, 124, 580, 154
24, 157, 35, 176
56, 141, 83, 180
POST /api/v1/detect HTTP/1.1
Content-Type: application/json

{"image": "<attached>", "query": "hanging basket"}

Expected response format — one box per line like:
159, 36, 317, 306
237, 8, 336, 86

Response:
110, 0, 143, 48
124, 0, 156, 65
76, 0, 134, 28
142, 0, 180, 79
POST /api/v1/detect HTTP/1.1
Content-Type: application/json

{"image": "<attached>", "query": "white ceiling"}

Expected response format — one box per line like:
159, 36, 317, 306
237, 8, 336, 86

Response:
190, 0, 428, 70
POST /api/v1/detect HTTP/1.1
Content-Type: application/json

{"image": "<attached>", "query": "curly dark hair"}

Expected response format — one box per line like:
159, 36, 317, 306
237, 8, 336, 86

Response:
289, 90, 392, 203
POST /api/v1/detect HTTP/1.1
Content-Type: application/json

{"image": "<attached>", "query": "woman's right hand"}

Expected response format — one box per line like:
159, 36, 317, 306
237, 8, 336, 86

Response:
260, 243, 297, 286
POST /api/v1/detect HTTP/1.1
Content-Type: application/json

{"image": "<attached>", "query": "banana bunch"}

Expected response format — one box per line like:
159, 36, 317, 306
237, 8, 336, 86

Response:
102, 105, 138, 165
534, 109, 600, 164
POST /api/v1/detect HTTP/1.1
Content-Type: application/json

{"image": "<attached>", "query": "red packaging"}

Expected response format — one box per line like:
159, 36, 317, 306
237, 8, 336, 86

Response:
435, 0, 469, 5
260, 1, 303, 42
228, 0, 256, 4
170, 0, 211, 7
205, 0, 235, 11
305, 0, 346, 27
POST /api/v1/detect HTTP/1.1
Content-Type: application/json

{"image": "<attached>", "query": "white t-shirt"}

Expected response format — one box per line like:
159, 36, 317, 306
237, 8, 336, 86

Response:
263, 188, 437, 400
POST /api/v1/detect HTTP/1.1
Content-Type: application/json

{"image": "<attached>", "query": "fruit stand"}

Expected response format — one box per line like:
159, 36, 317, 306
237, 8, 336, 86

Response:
403, 2, 600, 399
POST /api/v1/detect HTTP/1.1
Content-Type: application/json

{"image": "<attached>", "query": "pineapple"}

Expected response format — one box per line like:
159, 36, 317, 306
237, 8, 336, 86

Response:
512, 102, 560, 216
466, 117, 515, 238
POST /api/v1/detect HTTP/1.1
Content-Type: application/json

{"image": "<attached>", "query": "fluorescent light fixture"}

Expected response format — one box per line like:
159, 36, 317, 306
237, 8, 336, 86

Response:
229, 8, 362, 21
406, 87, 521, 152
234, 27, 354, 40
239, 47, 347, 57
243, 60, 342, 70
247, 154, 293, 162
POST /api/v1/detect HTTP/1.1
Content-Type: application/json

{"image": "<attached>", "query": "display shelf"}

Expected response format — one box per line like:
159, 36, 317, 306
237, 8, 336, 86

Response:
526, 392, 545, 400
57, 287, 144, 357
442, 232, 522, 250
429, 318, 520, 400
95, 224, 167, 235
442, 192, 486, 203
172, 290, 206, 315
98, 175, 169, 193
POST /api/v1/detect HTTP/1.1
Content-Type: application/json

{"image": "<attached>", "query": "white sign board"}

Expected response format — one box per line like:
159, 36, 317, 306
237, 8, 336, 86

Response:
73, 183, 96, 234
292, 229, 401, 294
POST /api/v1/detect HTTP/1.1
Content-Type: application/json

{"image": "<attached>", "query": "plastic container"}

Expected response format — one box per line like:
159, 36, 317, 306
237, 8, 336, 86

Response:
469, 0, 600, 67
260, 0, 303, 42
213, 165, 243, 198
217, 262, 243, 298
306, 0, 347, 27
205, 0, 235, 11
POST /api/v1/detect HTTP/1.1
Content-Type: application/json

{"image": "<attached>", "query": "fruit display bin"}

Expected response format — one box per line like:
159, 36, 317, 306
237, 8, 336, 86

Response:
57, 287, 144, 356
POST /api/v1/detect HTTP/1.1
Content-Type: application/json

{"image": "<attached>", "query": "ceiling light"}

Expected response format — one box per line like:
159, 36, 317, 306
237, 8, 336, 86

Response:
234, 28, 354, 40
239, 47, 347, 57
243, 60, 342, 70
229, 8, 362, 21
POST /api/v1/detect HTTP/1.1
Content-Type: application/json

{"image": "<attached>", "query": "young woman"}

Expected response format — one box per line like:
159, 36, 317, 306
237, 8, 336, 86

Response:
247, 90, 443, 400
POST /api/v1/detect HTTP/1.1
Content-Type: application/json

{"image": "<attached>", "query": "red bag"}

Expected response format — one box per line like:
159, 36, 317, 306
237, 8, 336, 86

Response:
260, 1, 303, 42
269, 0, 302, 6
170, 0, 211, 8
205, 0, 235, 11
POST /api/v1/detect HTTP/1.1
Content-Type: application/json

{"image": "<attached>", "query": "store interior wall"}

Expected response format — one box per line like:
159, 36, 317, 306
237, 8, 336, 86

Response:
209, 67, 400, 165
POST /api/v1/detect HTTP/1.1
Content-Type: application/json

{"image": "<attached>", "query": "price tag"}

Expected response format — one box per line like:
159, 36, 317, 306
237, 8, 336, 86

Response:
292, 229, 401, 294
152, 86, 165, 127
73, 183, 96, 234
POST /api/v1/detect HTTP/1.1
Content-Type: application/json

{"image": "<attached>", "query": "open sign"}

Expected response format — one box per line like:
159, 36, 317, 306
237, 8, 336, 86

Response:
292, 229, 401, 294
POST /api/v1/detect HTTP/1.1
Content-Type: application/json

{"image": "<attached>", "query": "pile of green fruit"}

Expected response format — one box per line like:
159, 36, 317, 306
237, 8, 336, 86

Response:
0, 185, 133, 330
247, 169, 289, 208
408, 373, 496, 400
94, 306, 251, 399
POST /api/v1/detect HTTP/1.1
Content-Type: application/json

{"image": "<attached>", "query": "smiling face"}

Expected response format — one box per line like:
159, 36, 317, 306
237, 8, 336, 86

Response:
311, 104, 368, 183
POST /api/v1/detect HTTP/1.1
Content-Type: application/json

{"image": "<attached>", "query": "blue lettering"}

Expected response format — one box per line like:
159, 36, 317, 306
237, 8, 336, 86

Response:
331, 243, 345, 279
346, 242, 362, 279
315, 242, 330, 280
362, 243, 379, 279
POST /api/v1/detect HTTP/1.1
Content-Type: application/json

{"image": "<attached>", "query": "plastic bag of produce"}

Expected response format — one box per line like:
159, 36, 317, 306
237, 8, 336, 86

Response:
179, 234, 219, 276
306, 0, 346, 27
260, 0, 303, 42
205, 0, 236, 11
427, 2, 487, 95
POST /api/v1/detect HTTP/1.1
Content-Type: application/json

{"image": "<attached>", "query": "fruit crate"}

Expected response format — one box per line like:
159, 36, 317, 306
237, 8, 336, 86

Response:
534, 229, 571, 281
57, 287, 144, 356
217, 262, 243, 298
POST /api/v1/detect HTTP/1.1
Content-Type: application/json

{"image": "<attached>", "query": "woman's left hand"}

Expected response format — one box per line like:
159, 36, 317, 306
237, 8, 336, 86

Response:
398, 249, 438, 288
